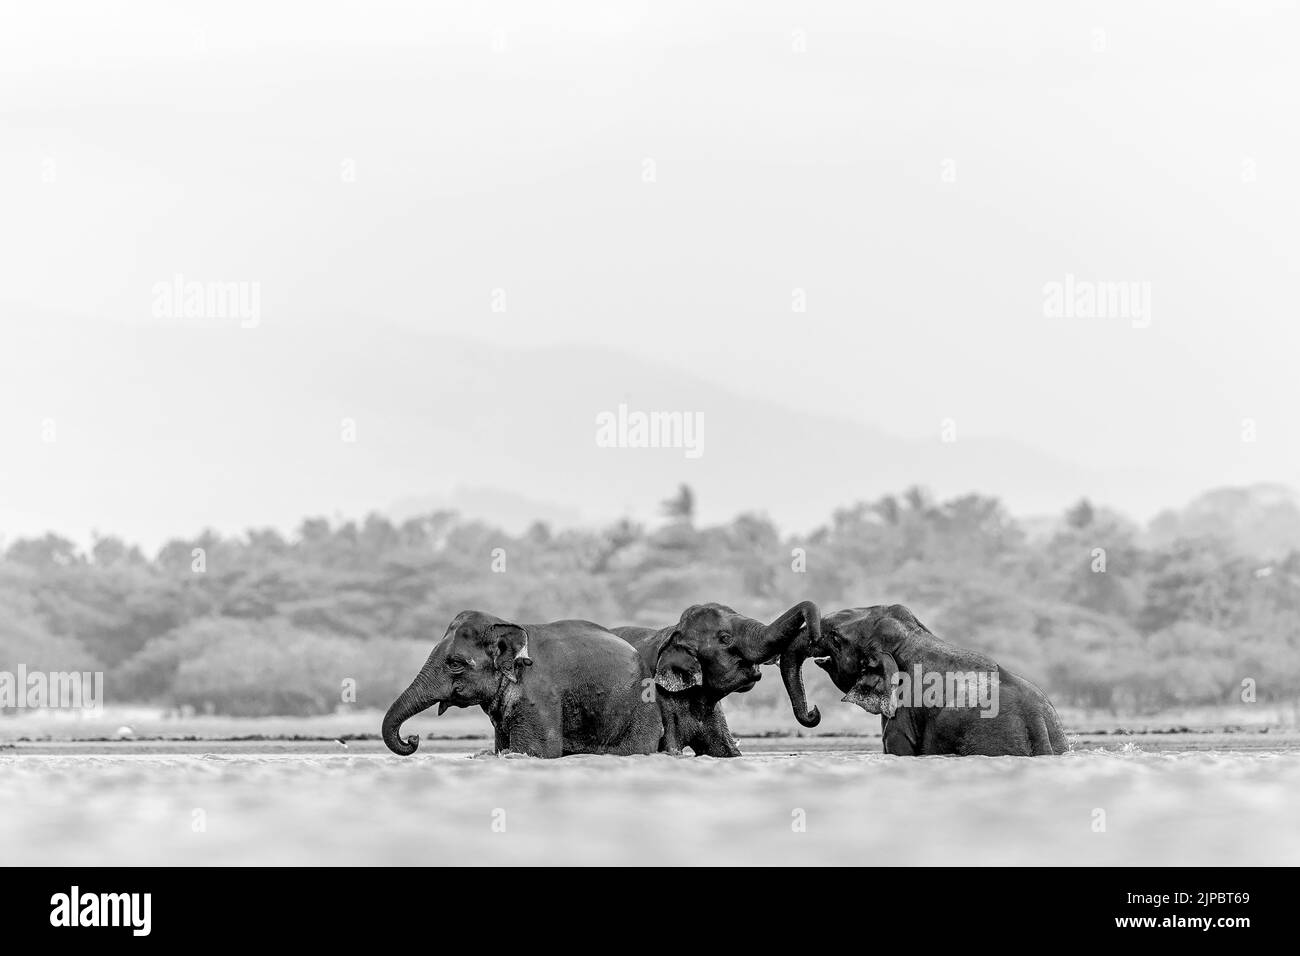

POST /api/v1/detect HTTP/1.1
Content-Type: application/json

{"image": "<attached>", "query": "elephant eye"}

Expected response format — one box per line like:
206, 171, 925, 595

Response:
716, 631, 731, 645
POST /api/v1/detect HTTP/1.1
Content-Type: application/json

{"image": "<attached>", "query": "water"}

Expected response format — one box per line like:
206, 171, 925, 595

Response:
4, 743, 1297, 865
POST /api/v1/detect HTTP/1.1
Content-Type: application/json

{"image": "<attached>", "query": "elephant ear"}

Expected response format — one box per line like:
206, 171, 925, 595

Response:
863, 614, 909, 716
485, 622, 532, 682
871, 611, 914, 649
655, 633, 703, 693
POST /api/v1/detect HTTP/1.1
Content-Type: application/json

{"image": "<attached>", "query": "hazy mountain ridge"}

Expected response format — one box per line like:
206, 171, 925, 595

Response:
3, 314, 1121, 547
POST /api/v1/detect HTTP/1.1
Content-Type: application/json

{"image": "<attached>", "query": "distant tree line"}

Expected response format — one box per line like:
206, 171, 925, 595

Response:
2, 484, 1297, 716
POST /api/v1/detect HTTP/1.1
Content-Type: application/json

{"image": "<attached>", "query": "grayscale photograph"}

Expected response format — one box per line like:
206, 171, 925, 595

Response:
0, 0, 1295, 906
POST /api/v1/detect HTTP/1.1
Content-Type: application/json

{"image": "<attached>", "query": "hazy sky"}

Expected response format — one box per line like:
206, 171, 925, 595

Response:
2, 1, 1298, 549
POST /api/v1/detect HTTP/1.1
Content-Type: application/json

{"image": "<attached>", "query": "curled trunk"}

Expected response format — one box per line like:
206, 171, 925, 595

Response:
736, 601, 823, 728
381, 649, 449, 756
779, 627, 822, 728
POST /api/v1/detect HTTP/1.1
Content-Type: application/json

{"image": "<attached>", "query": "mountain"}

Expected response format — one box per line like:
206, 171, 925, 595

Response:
3, 313, 1117, 548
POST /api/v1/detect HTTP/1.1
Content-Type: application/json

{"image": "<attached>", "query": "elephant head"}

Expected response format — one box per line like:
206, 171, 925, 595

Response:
381, 610, 531, 756
654, 602, 823, 714
782, 604, 923, 721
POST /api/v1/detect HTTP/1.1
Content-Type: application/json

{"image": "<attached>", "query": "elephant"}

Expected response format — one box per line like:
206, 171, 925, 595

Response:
382, 611, 663, 758
611, 601, 823, 757
780, 604, 1068, 756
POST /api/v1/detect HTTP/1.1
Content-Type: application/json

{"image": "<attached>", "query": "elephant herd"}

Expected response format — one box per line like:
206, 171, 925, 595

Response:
382, 602, 1069, 758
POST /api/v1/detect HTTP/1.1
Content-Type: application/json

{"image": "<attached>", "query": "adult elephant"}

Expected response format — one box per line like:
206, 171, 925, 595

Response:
780, 604, 1068, 756
612, 601, 823, 757
382, 611, 663, 758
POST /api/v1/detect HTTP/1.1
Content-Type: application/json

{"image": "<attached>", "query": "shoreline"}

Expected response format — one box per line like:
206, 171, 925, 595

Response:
5, 729, 1299, 755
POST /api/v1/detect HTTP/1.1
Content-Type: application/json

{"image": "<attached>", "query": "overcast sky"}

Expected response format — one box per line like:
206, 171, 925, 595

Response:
2, 1, 1297, 549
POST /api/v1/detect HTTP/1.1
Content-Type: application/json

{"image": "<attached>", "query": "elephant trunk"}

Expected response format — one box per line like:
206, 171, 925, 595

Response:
382, 652, 448, 756
779, 633, 820, 728
739, 601, 823, 728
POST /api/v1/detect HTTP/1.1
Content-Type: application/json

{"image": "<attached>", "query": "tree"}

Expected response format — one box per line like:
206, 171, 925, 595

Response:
660, 484, 695, 525
1066, 498, 1096, 530
91, 534, 144, 567
7, 534, 81, 568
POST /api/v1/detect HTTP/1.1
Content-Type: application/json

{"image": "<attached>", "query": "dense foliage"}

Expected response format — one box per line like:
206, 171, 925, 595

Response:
2, 486, 1297, 716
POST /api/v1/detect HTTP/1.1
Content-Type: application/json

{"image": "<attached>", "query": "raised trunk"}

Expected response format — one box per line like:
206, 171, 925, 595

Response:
737, 601, 823, 728
779, 628, 822, 728
381, 651, 448, 756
